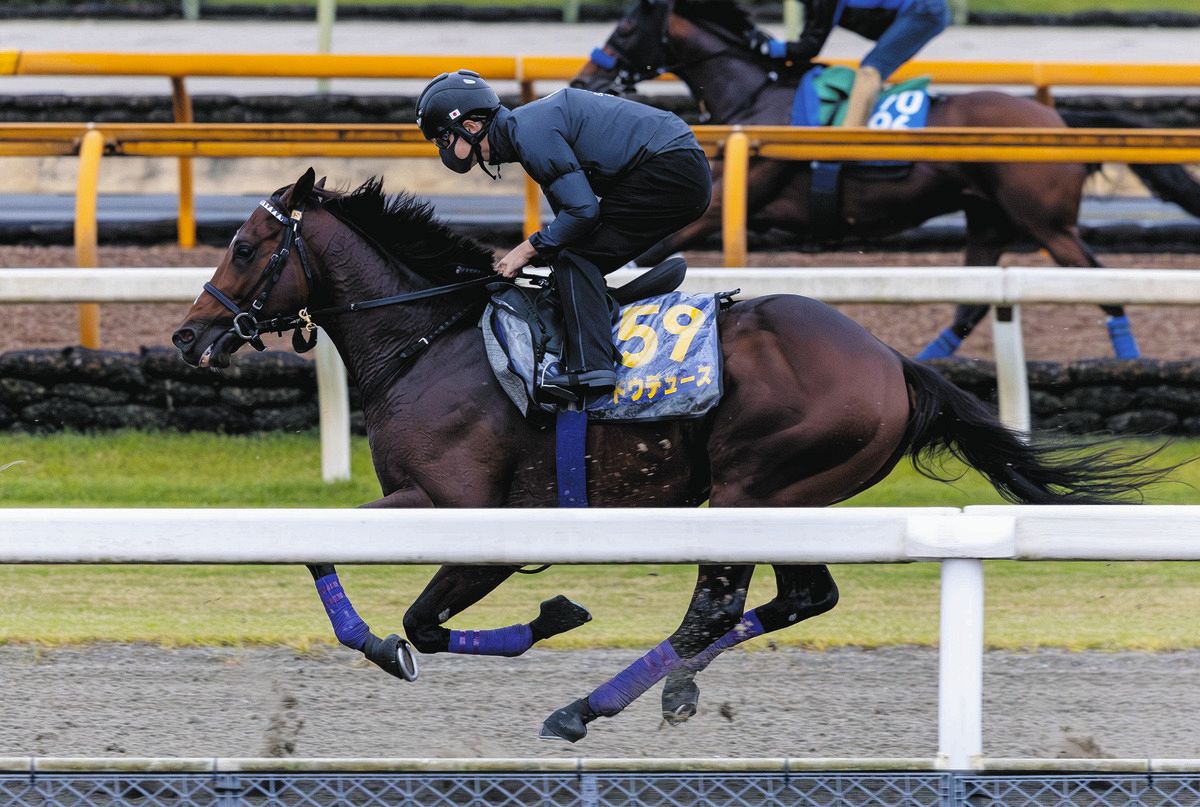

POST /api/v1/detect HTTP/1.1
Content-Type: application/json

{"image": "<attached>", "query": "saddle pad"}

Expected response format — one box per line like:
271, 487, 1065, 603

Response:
790, 65, 931, 129
481, 290, 723, 422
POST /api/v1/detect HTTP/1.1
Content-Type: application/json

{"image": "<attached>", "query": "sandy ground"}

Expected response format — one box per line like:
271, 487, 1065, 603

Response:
3, 644, 1200, 759
2, 245, 1200, 360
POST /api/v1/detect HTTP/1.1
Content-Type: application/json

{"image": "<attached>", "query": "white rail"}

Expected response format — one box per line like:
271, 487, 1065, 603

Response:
3, 266, 1197, 480
3, 505, 1200, 768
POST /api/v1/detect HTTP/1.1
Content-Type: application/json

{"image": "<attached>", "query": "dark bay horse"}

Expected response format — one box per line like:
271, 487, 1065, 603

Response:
570, 0, 1200, 361
173, 168, 1168, 743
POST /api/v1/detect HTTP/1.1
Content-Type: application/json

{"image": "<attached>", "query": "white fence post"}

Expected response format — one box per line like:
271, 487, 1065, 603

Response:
314, 329, 351, 482
938, 558, 984, 770
991, 305, 1030, 434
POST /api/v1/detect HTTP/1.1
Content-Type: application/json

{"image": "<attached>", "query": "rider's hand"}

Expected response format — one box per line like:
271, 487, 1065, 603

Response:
747, 30, 788, 60
495, 239, 537, 279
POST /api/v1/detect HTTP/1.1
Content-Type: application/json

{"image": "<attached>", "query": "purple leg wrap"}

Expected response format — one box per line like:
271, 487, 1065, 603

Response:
587, 640, 682, 716
684, 609, 766, 672
448, 624, 533, 657
314, 573, 370, 650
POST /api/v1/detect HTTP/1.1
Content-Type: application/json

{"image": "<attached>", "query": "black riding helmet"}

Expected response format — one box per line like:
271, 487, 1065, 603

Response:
417, 69, 503, 177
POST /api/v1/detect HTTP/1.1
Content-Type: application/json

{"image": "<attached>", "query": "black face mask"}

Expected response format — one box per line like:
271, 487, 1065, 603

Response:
439, 145, 476, 174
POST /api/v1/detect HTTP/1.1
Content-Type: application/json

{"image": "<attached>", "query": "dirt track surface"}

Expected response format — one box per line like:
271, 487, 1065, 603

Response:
2, 245, 1199, 360
4, 644, 1200, 759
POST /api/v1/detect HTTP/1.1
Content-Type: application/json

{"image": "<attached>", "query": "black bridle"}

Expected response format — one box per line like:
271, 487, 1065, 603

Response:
201, 195, 504, 369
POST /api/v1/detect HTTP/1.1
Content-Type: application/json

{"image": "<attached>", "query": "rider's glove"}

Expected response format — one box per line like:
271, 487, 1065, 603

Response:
747, 30, 797, 61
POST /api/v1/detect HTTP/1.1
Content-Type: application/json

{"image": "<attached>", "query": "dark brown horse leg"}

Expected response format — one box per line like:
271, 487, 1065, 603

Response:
1033, 225, 1139, 358
305, 487, 438, 681
661, 565, 840, 725
402, 565, 591, 657
540, 564, 753, 743
307, 563, 420, 682
635, 159, 798, 266
917, 199, 1011, 360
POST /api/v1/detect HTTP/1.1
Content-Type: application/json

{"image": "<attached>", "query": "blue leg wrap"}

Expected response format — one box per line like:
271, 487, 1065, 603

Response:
314, 573, 370, 650
588, 640, 682, 717
916, 328, 962, 360
1106, 315, 1140, 360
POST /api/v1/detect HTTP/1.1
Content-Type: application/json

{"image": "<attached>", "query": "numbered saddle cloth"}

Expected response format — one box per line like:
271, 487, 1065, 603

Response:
481, 290, 723, 422
790, 65, 931, 130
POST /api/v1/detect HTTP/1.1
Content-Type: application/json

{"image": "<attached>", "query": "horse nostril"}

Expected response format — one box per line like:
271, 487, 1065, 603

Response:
172, 329, 195, 349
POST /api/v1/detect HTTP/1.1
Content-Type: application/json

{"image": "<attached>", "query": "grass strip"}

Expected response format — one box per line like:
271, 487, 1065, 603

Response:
1, 431, 1197, 650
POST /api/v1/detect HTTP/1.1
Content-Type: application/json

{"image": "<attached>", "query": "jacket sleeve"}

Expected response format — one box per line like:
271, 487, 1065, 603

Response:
788, 0, 838, 62
522, 132, 600, 256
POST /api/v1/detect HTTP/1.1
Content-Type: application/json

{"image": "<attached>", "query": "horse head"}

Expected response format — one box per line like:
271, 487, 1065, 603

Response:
571, 0, 777, 116
173, 167, 326, 369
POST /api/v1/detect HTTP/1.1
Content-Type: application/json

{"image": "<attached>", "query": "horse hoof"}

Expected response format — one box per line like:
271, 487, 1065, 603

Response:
533, 595, 593, 639
661, 670, 699, 726
539, 698, 596, 743
364, 633, 420, 682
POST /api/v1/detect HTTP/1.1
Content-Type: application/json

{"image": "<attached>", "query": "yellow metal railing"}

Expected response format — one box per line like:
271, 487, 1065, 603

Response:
6, 50, 1200, 246
5, 122, 1197, 346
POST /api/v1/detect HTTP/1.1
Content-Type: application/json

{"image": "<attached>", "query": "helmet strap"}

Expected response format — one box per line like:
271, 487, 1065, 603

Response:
456, 118, 501, 181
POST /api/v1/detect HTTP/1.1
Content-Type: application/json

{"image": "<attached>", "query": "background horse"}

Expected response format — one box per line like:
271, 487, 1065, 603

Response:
173, 168, 1169, 743
570, 0, 1200, 361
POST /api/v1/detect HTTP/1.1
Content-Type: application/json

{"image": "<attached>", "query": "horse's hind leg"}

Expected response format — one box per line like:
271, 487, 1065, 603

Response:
662, 564, 839, 724
1032, 224, 1139, 358
403, 565, 592, 657
917, 198, 1011, 359
540, 564, 754, 743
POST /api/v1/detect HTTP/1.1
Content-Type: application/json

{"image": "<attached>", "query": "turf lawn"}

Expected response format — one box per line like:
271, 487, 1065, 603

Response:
0, 431, 1197, 651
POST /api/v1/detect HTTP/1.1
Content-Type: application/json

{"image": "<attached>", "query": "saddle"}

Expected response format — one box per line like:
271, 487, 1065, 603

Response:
486, 256, 688, 407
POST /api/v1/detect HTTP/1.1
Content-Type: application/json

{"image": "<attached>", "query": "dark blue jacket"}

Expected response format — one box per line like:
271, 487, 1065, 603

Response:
485, 88, 701, 255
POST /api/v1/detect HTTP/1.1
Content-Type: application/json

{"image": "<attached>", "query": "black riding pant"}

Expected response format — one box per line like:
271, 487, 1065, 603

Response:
552, 148, 711, 374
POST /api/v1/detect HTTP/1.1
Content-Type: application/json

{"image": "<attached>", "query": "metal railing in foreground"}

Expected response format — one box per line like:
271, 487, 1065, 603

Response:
4, 757, 1200, 807
4, 505, 1200, 772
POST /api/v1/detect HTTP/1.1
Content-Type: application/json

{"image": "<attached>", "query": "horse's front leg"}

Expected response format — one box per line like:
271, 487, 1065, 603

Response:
306, 486, 435, 681
402, 565, 592, 658
540, 564, 754, 743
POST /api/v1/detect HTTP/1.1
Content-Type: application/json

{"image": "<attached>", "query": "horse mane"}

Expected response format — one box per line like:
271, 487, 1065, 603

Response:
315, 178, 496, 284
673, 0, 755, 36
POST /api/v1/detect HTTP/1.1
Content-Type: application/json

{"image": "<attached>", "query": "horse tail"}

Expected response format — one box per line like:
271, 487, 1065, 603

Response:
1060, 108, 1200, 218
898, 355, 1172, 504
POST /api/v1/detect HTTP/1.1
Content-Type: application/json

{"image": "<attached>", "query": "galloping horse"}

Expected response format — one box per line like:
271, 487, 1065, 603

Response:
570, 0, 1200, 360
173, 169, 1167, 742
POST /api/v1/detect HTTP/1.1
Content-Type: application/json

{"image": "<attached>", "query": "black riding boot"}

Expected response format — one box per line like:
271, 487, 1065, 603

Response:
541, 252, 616, 399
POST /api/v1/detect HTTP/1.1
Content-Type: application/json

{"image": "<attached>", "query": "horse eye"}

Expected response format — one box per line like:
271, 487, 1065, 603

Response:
233, 242, 255, 261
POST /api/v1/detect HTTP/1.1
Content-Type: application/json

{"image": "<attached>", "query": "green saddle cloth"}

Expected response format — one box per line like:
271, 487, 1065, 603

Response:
813, 65, 931, 127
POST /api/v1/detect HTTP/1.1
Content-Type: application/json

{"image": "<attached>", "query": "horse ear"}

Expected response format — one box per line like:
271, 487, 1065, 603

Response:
316, 175, 328, 190
285, 167, 317, 208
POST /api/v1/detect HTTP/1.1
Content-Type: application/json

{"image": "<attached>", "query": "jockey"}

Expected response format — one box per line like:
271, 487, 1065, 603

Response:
752, 0, 951, 126
417, 70, 712, 402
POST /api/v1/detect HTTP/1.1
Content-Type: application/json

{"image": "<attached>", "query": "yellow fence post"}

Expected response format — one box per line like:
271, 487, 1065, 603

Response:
75, 128, 104, 349
170, 77, 197, 248
721, 130, 749, 267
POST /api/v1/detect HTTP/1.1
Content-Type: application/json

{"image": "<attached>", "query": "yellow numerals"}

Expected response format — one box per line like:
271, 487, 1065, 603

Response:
617, 302, 708, 367
663, 304, 706, 362
617, 304, 660, 368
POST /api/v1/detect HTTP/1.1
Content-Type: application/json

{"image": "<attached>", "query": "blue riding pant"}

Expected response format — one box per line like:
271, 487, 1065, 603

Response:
860, 0, 950, 79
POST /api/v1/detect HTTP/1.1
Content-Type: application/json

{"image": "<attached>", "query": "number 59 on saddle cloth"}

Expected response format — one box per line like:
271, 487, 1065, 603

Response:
481, 290, 723, 421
